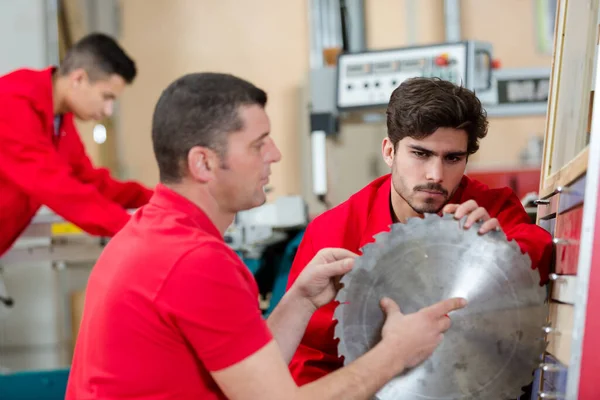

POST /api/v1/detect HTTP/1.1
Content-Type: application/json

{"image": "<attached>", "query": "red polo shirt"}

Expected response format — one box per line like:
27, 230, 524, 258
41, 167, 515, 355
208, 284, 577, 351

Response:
0, 67, 152, 257
286, 174, 553, 385
66, 184, 272, 399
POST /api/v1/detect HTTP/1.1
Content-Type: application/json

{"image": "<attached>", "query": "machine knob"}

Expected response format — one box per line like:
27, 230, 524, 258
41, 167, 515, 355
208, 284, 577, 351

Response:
534, 199, 551, 205
538, 392, 565, 399
539, 362, 566, 373
542, 325, 560, 335
553, 237, 578, 245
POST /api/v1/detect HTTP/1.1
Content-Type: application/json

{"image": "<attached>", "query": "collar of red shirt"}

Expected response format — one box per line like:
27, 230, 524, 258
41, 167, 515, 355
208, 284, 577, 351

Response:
360, 174, 468, 247
150, 183, 222, 240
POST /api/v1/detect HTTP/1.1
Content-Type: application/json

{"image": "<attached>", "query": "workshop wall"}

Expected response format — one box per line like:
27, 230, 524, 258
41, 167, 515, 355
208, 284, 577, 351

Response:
115, 0, 553, 206
117, 0, 309, 200
461, 0, 552, 167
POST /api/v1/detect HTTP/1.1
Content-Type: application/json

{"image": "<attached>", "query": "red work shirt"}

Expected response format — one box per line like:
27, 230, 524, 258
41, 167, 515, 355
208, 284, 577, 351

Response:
286, 174, 553, 385
0, 67, 152, 257
65, 184, 272, 400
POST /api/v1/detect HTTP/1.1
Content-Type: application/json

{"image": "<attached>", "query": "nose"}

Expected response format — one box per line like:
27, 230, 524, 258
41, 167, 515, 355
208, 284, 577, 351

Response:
265, 138, 282, 163
103, 101, 114, 118
425, 157, 444, 183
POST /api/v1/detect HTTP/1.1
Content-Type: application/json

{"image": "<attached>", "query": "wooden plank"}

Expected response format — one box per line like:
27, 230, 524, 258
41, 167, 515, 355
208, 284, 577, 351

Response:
547, 301, 574, 366
551, 274, 578, 304
540, 0, 598, 194
541, 0, 568, 184
540, 146, 589, 197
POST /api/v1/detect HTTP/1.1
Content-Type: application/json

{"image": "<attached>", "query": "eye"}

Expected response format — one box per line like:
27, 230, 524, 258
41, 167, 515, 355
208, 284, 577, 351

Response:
446, 155, 463, 163
412, 151, 428, 158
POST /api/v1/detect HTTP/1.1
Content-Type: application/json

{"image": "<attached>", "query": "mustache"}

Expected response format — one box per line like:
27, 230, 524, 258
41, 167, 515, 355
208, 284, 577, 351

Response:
414, 183, 448, 196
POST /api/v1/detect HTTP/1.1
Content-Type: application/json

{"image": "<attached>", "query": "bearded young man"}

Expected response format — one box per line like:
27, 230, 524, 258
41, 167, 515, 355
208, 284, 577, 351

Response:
286, 77, 553, 385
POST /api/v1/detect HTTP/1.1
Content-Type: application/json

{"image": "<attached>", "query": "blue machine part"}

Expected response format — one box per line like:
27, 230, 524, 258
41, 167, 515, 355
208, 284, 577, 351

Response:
237, 230, 304, 318
265, 231, 304, 316
0, 368, 70, 400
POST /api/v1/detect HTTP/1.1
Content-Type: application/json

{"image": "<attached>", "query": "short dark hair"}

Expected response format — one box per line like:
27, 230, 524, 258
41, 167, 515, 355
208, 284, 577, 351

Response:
152, 72, 268, 183
386, 77, 488, 155
58, 33, 136, 83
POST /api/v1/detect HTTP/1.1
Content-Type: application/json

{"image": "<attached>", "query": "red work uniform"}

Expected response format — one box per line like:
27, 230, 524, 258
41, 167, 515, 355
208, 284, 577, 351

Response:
286, 174, 553, 385
65, 183, 272, 400
0, 67, 152, 257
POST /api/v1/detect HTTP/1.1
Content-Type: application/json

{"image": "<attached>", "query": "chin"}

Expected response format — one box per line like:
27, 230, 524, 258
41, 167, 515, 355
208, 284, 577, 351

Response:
411, 201, 444, 215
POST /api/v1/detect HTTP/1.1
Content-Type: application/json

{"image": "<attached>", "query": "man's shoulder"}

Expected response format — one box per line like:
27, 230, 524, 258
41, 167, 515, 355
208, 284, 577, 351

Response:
0, 68, 49, 98
462, 175, 515, 199
0, 68, 54, 118
309, 175, 389, 227
460, 175, 523, 215
305, 174, 390, 248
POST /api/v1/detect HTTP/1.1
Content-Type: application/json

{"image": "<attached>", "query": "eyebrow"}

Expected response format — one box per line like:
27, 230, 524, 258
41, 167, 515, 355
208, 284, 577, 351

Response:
408, 144, 468, 158
251, 132, 270, 144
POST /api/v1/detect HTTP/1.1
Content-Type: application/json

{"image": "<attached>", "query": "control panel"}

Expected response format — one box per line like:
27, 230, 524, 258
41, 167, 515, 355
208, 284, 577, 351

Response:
336, 41, 493, 110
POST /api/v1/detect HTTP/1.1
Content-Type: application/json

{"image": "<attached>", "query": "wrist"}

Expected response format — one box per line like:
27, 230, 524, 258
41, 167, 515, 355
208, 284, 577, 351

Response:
377, 337, 407, 374
288, 285, 318, 315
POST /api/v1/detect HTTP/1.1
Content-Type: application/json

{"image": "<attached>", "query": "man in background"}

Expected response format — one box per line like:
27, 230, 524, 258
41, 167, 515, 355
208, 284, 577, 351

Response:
0, 32, 152, 259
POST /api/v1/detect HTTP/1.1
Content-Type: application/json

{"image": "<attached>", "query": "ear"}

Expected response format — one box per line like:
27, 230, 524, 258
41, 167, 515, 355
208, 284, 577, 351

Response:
188, 146, 217, 183
69, 68, 88, 87
382, 137, 395, 168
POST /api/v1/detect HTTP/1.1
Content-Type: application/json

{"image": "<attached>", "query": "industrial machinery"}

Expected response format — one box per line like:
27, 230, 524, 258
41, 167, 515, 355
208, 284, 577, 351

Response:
336, 41, 494, 111
308, 41, 551, 206
334, 213, 546, 399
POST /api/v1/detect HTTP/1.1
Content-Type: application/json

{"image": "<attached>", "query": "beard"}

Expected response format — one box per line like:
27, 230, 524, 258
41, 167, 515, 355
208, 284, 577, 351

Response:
392, 177, 455, 215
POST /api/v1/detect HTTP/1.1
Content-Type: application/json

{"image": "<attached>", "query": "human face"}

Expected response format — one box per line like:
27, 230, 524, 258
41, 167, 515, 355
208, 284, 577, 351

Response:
212, 104, 282, 212
66, 69, 126, 121
383, 128, 468, 216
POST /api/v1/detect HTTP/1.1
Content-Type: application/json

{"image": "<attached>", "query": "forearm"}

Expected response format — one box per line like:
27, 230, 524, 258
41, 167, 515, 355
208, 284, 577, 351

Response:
266, 287, 316, 363
297, 340, 404, 400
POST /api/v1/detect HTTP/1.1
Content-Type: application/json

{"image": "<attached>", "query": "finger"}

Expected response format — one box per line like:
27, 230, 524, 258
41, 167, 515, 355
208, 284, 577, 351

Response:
453, 200, 478, 220
319, 257, 355, 279
463, 207, 489, 229
426, 297, 467, 317
317, 248, 360, 263
478, 218, 501, 234
437, 315, 452, 332
442, 204, 459, 214
380, 297, 402, 316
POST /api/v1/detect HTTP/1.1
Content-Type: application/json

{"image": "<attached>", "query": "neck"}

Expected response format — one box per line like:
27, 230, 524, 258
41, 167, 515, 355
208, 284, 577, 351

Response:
52, 73, 70, 115
165, 182, 235, 235
389, 189, 421, 224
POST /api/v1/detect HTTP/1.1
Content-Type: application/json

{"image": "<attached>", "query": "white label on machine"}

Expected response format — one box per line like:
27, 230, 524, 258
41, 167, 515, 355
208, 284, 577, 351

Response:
337, 43, 468, 110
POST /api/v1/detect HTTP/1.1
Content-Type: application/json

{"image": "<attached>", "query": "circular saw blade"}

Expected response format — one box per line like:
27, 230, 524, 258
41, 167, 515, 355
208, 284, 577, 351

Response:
334, 213, 548, 400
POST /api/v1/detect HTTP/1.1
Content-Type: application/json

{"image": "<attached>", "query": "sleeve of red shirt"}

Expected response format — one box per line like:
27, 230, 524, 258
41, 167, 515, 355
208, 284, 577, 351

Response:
156, 243, 273, 372
0, 100, 132, 236
484, 188, 553, 285
286, 223, 343, 385
66, 121, 153, 208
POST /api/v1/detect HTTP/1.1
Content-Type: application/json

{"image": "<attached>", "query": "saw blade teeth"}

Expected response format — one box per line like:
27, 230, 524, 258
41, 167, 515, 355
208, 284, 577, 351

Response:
423, 212, 437, 220
442, 212, 455, 221
335, 209, 547, 398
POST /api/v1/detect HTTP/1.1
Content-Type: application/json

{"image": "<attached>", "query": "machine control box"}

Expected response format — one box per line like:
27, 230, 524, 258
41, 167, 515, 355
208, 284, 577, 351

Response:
336, 41, 494, 110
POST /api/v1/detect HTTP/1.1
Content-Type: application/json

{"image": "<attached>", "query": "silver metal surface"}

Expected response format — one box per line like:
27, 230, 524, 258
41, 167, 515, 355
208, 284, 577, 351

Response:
334, 213, 548, 399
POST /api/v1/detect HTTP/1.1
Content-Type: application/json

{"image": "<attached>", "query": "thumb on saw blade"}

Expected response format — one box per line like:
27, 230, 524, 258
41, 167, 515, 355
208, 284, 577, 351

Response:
380, 297, 402, 315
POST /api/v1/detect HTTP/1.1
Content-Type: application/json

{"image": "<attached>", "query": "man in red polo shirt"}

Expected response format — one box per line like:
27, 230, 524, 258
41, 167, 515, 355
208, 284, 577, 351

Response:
0, 33, 152, 259
286, 77, 554, 385
66, 73, 467, 399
